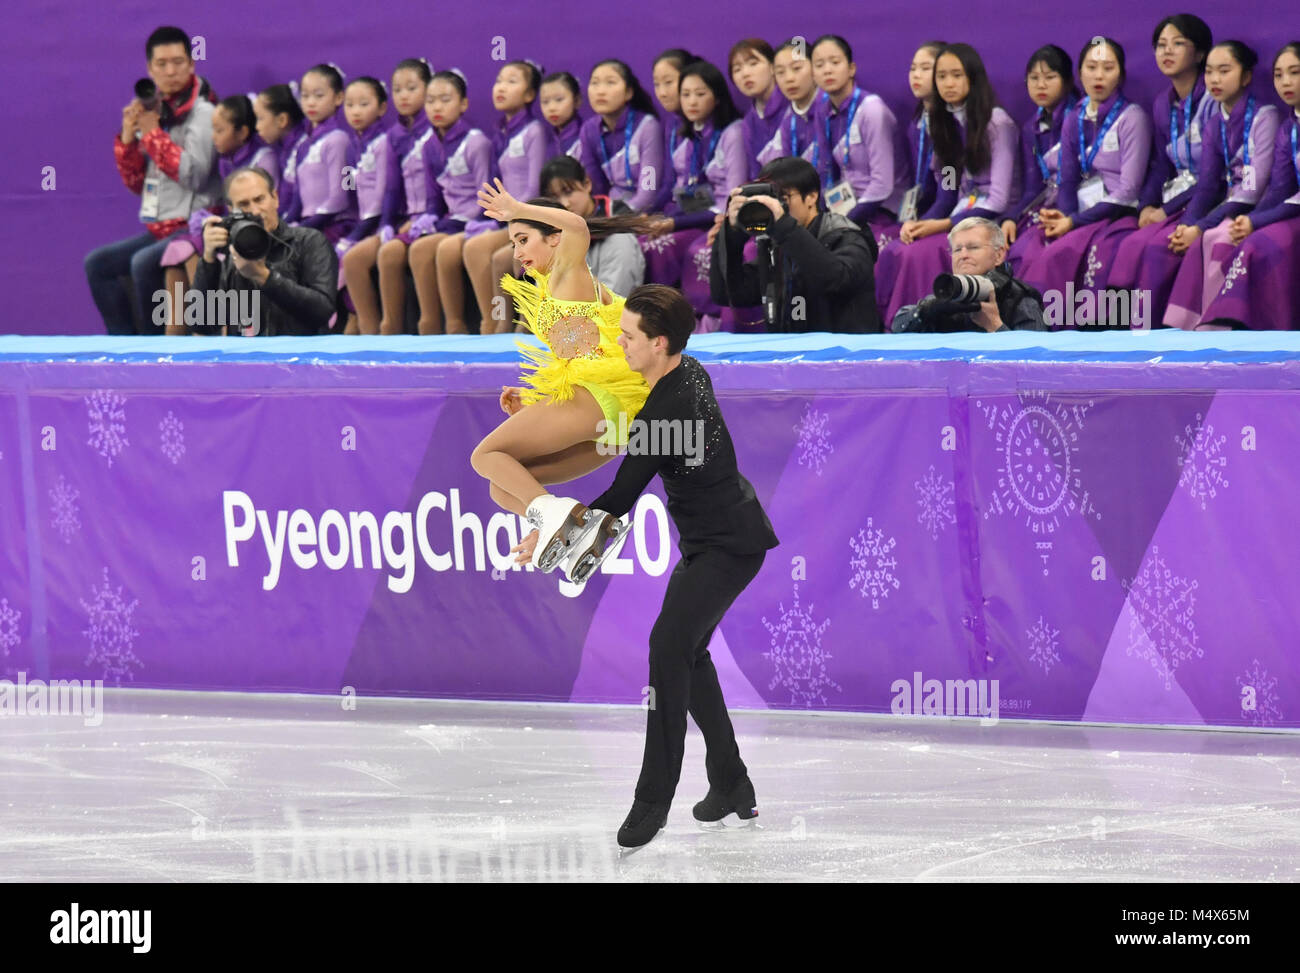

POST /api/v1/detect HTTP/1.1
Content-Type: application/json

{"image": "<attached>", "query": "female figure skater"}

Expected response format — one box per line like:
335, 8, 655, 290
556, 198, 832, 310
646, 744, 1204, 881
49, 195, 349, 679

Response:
469, 179, 652, 574
1164, 41, 1300, 330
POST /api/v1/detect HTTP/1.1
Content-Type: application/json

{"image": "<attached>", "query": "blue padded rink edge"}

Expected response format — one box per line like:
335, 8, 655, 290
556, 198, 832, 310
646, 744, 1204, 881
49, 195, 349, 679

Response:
3, 331, 1300, 364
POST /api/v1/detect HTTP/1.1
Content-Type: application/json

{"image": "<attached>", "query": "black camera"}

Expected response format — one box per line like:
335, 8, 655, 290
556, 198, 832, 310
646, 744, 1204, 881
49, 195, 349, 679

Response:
736, 182, 781, 235
933, 273, 994, 304
218, 210, 271, 260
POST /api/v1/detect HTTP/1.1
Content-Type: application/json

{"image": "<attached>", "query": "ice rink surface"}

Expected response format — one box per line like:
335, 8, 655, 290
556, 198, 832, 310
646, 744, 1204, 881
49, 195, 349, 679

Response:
1, 691, 1296, 882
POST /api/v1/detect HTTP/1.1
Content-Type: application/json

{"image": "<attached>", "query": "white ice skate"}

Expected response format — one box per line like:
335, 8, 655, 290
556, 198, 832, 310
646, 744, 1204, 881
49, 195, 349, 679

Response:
525, 494, 593, 574
559, 509, 630, 586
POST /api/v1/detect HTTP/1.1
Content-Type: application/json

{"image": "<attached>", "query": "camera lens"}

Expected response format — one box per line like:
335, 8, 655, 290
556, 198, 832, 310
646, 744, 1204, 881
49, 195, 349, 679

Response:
229, 219, 271, 260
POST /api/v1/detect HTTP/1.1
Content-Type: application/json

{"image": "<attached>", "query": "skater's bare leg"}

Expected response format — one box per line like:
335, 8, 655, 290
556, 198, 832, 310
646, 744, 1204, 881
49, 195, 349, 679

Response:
487, 440, 610, 516
472, 392, 608, 509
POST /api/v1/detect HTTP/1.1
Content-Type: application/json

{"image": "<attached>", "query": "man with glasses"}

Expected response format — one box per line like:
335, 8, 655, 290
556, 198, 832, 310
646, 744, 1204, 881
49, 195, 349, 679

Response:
709, 156, 881, 332
891, 217, 1047, 333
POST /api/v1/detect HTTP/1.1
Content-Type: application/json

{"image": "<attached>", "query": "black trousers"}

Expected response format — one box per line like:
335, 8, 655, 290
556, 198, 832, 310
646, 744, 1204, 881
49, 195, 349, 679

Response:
634, 547, 766, 805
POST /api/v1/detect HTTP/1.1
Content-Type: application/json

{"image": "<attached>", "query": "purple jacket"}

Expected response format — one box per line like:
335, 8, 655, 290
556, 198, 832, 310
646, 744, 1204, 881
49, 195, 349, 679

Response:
817, 87, 910, 221
666, 119, 747, 230
756, 92, 827, 176
425, 117, 493, 224
1251, 110, 1300, 229
1185, 98, 1281, 230
1055, 92, 1152, 225
219, 135, 277, 183
1138, 78, 1215, 211
923, 104, 1021, 222
274, 118, 310, 220
286, 109, 358, 230
380, 113, 434, 232
741, 86, 788, 180
548, 116, 583, 161
577, 107, 665, 212
342, 119, 392, 242
1011, 98, 1075, 219
494, 110, 550, 200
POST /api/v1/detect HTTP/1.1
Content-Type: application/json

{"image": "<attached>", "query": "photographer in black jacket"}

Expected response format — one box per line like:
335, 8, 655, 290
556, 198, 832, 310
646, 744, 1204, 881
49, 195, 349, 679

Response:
709, 156, 881, 333
192, 165, 338, 336
891, 217, 1046, 334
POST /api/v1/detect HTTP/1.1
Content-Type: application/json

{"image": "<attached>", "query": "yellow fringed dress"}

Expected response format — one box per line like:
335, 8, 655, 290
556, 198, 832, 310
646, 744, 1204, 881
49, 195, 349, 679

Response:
500, 268, 650, 447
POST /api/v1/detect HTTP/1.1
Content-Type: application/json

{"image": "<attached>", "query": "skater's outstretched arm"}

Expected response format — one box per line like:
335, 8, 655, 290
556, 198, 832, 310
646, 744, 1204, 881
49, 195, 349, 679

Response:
478, 178, 593, 294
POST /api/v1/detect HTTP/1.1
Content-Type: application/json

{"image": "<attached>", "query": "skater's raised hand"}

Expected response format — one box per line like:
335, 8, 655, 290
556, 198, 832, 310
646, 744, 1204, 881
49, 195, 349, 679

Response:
511, 529, 539, 565
500, 385, 524, 415
478, 179, 521, 222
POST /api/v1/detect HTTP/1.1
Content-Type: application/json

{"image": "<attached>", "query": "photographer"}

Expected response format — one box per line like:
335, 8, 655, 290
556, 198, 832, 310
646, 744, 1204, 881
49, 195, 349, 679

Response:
891, 217, 1047, 333
84, 25, 220, 335
192, 166, 338, 336
709, 157, 881, 333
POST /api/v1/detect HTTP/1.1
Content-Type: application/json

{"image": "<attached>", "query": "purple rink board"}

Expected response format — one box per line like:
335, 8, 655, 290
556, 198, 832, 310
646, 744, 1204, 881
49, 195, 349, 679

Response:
0, 332, 1297, 730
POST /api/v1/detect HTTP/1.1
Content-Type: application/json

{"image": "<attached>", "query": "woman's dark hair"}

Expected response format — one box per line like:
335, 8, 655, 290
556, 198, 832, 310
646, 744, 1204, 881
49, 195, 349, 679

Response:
928, 43, 999, 174
1151, 14, 1213, 64
217, 95, 256, 139
145, 25, 189, 61
729, 38, 776, 73
394, 57, 433, 85
502, 60, 543, 99
625, 284, 695, 355
259, 84, 305, 127
520, 185, 663, 240
1213, 40, 1259, 75
912, 39, 948, 120
590, 59, 658, 116
305, 63, 345, 95
1077, 36, 1127, 84
541, 70, 581, 103
1025, 44, 1081, 103
654, 48, 695, 73
811, 34, 854, 63
1276, 42, 1300, 68
676, 59, 742, 138
430, 70, 467, 99
347, 76, 387, 105
757, 156, 821, 201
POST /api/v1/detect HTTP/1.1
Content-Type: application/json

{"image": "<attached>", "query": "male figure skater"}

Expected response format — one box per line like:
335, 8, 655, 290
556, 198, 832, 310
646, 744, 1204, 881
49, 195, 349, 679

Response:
515, 284, 779, 848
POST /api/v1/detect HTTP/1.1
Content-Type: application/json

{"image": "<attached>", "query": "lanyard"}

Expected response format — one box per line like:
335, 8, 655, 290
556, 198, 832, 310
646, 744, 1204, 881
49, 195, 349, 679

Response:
1078, 96, 1125, 176
785, 112, 822, 172
1293, 121, 1300, 187
598, 110, 636, 189
688, 129, 722, 186
823, 87, 863, 185
1220, 94, 1257, 180
1169, 90, 1196, 173
916, 114, 932, 187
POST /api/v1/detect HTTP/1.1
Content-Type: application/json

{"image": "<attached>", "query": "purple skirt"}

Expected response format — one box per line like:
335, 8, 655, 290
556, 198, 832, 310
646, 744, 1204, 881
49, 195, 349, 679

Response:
1007, 223, 1049, 275
640, 228, 699, 287
1194, 218, 1300, 330
1018, 216, 1138, 327
875, 233, 952, 325
1105, 211, 1188, 323
1164, 220, 1239, 328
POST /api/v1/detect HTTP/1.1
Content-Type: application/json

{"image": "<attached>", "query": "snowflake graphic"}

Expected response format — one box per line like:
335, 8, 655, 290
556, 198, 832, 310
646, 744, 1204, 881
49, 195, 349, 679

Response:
1235, 659, 1283, 727
691, 244, 711, 283
1083, 244, 1103, 289
0, 597, 20, 661
85, 390, 129, 467
849, 517, 900, 609
760, 584, 839, 706
159, 410, 185, 465
1220, 252, 1247, 293
915, 465, 956, 539
1122, 546, 1201, 691
49, 475, 81, 542
1175, 412, 1229, 510
793, 404, 833, 475
977, 391, 1099, 575
80, 567, 143, 685
1026, 616, 1061, 675
641, 234, 673, 256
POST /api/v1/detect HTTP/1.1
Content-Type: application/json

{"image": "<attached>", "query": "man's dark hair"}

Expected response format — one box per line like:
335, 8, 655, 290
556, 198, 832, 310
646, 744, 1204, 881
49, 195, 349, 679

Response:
540, 155, 588, 196
756, 157, 820, 202
146, 26, 190, 61
225, 165, 277, 199
625, 285, 694, 356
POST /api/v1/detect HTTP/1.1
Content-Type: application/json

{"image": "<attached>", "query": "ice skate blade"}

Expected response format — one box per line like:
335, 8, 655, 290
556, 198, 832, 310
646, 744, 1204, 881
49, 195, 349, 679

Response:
697, 811, 757, 831
536, 509, 589, 573
569, 518, 629, 584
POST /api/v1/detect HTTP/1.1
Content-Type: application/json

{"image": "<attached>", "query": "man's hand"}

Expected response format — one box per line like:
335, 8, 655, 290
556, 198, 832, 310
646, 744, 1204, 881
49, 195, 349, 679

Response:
231, 249, 270, 284
136, 109, 161, 136
972, 293, 1003, 332
511, 529, 539, 565
201, 216, 228, 262
121, 100, 143, 142
1228, 215, 1253, 245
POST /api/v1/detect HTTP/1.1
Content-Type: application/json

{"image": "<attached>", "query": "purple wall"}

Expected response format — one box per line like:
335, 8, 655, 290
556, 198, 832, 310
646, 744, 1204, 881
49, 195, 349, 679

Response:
2, 0, 1295, 335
